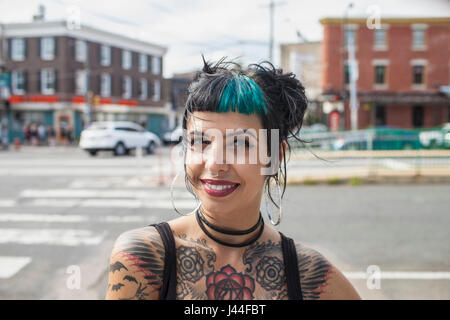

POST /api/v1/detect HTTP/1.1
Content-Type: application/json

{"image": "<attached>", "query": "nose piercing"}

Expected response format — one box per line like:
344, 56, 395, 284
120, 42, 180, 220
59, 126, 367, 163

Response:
211, 172, 219, 177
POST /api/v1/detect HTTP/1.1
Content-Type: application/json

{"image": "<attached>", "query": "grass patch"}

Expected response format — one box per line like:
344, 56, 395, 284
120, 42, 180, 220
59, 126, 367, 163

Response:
327, 177, 343, 185
348, 177, 363, 186
302, 178, 318, 185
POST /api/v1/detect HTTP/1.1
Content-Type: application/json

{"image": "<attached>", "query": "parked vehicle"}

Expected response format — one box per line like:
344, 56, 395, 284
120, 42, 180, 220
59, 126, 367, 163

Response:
419, 123, 450, 149
332, 126, 421, 151
79, 121, 161, 156
162, 125, 183, 145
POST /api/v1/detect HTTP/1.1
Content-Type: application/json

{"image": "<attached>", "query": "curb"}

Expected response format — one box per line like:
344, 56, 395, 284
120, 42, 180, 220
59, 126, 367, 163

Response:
286, 174, 450, 186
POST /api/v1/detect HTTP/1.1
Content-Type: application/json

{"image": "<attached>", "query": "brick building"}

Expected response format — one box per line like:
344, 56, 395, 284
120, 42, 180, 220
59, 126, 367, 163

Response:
0, 20, 170, 143
320, 17, 450, 130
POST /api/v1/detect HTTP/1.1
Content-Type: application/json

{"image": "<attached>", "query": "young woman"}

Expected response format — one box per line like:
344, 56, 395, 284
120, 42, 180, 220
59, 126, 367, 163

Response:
106, 58, 361, 300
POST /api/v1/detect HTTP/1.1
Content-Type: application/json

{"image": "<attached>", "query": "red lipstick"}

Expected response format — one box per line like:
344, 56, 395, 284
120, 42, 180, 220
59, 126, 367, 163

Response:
200, 179, 240, 197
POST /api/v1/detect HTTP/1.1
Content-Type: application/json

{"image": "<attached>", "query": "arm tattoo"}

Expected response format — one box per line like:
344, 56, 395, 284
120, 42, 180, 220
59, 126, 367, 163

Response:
108, 227, 165, 299
296, 243, 332, 300
116, 228, 165, 287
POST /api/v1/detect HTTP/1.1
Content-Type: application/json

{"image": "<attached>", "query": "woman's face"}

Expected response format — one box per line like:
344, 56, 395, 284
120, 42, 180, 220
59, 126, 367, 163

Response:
185, 111, 270, 217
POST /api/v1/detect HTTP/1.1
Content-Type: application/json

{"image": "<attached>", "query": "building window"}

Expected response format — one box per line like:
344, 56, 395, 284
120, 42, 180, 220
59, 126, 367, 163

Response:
139, 54, 148, 73
11, 38, 26, 61
75, 39, 87, 63
152, 56, 161, 75
122, 76, 132, 99
413, 29, 425, 47
374, 105, 386, 126
100, 73, 111, 97
412, 105, 424, 128
375, 65, 386, 84
138, 78, 148, 100
100, 45, 111, 66
11, 70, 26, 95
75, 70, 87, 95
153, 80, 161, 101
122, 50, 132, 70
40, 37, 55, 60
374, 29, 387, 48
413, 65, 425, 84
40, 68, 56, 95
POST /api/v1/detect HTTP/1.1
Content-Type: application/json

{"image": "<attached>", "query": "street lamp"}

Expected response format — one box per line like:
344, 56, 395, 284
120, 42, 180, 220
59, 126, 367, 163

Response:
342, 2, 359, 131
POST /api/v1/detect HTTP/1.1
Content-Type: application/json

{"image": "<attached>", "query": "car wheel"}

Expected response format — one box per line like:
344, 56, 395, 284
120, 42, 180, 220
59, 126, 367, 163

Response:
146, 141, 156, 155
88, 150, 98, 156
114, 142, 127, 156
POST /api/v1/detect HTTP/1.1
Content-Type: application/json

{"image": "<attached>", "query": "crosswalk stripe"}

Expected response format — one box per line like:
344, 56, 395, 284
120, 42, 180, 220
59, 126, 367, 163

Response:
0, 256, 32, 279
0, 199, 16, 207
22, 198, 198, 209
0, 213, 157, 224
0, 213, 87, 222
0, 229, 106, 246
20, 189, 193, 199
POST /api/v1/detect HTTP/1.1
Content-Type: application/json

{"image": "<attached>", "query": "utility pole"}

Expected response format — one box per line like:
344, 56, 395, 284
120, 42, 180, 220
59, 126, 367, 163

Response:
342, 2, 358, 131
264, 0, 285, 63
84, 43, 92, 127
269, 0, 274, 62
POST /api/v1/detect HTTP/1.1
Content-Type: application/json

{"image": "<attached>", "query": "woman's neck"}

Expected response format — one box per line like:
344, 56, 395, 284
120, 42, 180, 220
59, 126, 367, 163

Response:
197, 205, 263, 246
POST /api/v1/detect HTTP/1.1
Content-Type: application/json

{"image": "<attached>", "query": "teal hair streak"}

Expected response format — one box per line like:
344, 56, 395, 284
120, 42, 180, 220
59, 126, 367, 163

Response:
218, 75, 268, 115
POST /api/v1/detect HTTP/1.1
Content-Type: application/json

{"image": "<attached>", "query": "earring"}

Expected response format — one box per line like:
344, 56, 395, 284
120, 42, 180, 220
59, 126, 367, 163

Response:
264, 174, 282, 226
170, 169, 202, 216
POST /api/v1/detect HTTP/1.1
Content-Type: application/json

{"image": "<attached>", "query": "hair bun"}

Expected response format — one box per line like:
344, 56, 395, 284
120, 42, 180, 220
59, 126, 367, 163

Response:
248, 62, 308, 140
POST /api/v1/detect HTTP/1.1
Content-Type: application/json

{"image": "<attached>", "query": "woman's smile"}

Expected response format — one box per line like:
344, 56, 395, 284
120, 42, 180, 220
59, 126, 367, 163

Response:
200, 179, 240, 197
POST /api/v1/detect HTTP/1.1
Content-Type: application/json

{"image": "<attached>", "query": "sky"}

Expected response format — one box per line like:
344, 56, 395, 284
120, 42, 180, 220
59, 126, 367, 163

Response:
0, 0, 449, 78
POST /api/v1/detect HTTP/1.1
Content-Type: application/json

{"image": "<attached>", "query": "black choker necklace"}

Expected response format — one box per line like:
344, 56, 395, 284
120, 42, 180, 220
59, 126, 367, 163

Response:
197, 208, 263, 235
195, 208, 265, 248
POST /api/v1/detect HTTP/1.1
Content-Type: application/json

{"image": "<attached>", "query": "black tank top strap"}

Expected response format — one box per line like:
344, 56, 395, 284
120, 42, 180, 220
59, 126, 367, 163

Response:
280, 232, 303, 300
150, 222, 177, 300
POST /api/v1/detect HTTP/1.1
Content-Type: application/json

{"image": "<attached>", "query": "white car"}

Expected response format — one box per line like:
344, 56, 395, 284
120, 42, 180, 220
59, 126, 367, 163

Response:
162, 125, 184, 145
79, 121, 161, 156
419, 123, 450, 149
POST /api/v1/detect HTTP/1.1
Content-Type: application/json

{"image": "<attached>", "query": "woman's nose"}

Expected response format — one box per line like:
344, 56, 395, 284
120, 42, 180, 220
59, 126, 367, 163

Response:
204, 141, 228, 172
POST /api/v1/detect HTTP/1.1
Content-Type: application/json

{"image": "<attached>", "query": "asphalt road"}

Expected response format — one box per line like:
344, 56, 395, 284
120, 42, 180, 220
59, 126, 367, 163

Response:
0, 146, 449, 299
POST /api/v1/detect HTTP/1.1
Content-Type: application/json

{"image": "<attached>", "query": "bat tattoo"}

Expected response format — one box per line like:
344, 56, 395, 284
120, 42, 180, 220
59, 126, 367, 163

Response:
123, 275, 138, 284
110, 261, 128, 273
112, 283, 125, 291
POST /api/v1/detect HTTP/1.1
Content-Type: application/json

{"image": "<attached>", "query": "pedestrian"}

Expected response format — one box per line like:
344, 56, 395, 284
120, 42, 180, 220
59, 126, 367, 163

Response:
1, 123, 8, 149
46, 126, 56, 147
23, 124, 31, 146
66, 124, 74, 146
37, 123, 46, 146
106, 57, 361, 300
30, 123, 38, 146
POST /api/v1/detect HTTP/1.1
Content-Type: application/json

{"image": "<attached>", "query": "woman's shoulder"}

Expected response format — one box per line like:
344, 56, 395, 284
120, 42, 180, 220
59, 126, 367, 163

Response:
105, 225, 166, 300
293, 241, 361, 300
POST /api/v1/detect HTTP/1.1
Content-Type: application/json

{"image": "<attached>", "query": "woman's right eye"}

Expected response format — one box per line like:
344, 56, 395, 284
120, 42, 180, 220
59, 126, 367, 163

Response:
189, 138, 209, 146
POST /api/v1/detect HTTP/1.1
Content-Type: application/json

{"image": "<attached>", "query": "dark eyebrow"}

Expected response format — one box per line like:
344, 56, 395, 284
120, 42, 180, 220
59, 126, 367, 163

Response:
228, 129, 257, 139
188, 129, 257, 139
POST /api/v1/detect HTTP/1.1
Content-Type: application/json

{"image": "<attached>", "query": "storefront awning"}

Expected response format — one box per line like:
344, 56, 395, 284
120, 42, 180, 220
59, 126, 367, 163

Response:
359, 92, 450, 104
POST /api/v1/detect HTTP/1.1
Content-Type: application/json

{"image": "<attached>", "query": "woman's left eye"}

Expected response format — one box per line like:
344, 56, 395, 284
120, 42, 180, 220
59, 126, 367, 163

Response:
232, 138, 252, 148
